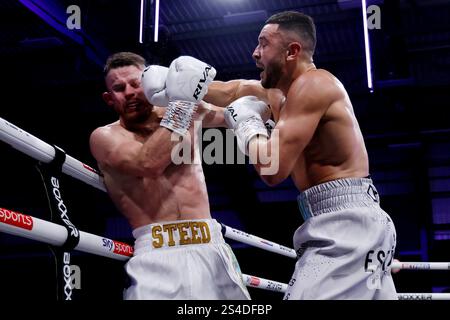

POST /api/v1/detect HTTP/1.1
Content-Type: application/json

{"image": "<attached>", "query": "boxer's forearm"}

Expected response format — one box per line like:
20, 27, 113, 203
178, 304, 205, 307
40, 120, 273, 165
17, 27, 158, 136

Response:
205, 80, 242, 107
200, 103, 227, 128
248, 136, 284, 186
137, 127, 181, 177
205, 79, 266, 108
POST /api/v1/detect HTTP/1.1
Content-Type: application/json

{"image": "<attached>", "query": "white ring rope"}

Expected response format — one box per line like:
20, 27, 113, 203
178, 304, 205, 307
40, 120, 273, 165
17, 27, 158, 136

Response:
0, 206, 289, 294
1, 117, 449, 299
222, 224, 297, 259
397, 293, 450, 301
0, 207, 133, 261
392, 261, 450, 271
3, 207, 448, 300
242, 273, 288, 293
243, 272, 450, 300
0, 117, 106, 192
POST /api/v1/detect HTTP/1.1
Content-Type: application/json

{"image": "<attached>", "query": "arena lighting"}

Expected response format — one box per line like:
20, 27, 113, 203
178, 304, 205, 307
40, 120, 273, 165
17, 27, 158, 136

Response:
139, 0, 160, 43
361, 0, 374, 92
224, 10, 268, 26
154, 0, 160, 42
139, 0, 144, 43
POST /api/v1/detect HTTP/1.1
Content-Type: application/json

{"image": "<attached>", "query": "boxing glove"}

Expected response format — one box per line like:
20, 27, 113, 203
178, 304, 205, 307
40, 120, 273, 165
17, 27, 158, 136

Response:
265, 119, 275, 137
224, 96, 272, 155
160, 56, 216, 135
166, 56, 216, 103
141, 65, 169, 107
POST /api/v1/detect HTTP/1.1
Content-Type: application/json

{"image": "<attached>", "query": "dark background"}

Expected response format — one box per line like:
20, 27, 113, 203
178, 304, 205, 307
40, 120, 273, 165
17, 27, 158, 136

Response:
1, 0, 450, 300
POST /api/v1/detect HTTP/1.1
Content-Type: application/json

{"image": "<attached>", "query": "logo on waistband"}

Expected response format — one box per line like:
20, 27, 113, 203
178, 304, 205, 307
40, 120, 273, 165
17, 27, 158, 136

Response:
151, 221, 211, 248
367, 185, 379, 202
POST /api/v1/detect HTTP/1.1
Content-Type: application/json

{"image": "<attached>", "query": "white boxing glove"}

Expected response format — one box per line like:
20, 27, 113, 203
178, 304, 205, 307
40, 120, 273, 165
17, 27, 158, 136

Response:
160, 56, 217, 135
224, 96, 272, 155
166, 56, 216, 103
265, 119, 275, 137
141, 65, 169, 107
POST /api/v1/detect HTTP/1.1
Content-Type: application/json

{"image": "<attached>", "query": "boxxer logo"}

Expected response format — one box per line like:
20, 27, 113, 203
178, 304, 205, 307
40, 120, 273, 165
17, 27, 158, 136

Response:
193, 65, 212, 100
63, 252, 81, 300
51, 177, 79, 237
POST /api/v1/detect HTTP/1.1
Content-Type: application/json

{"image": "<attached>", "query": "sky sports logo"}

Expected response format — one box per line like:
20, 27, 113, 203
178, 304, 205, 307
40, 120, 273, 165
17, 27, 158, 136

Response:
248, 276, 261, 287
0, 208, 33, 230
102, 238, 134, 257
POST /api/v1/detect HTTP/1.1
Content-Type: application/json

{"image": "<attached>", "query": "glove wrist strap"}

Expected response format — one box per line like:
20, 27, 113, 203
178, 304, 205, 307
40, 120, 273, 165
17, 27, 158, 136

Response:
235, 116, 269, 155
160, 100, 197, 135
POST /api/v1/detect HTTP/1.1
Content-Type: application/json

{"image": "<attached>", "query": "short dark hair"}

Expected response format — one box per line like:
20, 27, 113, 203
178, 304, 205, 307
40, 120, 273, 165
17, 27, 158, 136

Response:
265, 11, 317, 55
103, 52, 146, 75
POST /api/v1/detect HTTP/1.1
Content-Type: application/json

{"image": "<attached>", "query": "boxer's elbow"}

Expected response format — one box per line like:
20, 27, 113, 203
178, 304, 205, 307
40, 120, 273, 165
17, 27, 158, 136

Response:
260, 173, 285, 187
255, 156, 287, 186
260, 175, 278, 186
258, 165, 288, 186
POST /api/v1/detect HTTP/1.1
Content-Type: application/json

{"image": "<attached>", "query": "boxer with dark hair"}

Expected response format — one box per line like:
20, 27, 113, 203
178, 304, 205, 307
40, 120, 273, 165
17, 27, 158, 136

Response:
200, 11, 398, 300
90, 52, 249, 300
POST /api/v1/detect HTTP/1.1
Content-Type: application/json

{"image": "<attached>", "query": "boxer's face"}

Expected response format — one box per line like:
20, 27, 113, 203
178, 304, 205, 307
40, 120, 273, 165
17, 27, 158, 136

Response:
103, 65, 152, 122
253, 24, 286, 89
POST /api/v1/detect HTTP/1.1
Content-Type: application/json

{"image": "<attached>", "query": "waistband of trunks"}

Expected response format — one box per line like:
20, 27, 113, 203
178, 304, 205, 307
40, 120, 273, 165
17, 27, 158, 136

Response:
132, 218, 225, 255
297, 177, 380, 221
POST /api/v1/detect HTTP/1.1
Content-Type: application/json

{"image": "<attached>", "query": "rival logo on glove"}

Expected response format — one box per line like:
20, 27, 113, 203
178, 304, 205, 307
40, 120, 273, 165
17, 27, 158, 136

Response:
193, 65, 213, 101
226, 107, 238, 122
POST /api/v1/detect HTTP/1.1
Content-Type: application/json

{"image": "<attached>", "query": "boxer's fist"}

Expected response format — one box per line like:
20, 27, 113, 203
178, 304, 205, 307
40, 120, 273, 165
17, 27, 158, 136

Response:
141, 65, 169, 106
224, 96, 272, 155
224, 96, 271, 129
265, 119, 275, 137
166, 56, 216, 103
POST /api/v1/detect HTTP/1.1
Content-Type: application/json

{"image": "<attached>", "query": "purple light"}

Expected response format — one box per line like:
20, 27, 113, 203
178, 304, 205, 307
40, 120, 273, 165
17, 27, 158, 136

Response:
154, 0, 160, 42
139, 0, 159, 43
19, 0, 83, 45
139, 0, 144, 43
361, 0, 373, 92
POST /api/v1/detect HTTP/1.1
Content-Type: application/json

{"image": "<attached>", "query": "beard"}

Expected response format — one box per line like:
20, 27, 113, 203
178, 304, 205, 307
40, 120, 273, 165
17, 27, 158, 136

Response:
261, 61, 283, 89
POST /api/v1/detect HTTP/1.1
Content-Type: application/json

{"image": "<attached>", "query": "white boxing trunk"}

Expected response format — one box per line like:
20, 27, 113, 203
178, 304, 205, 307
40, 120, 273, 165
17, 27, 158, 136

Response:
123, 218, 250, 300
285, 177, 398, 300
